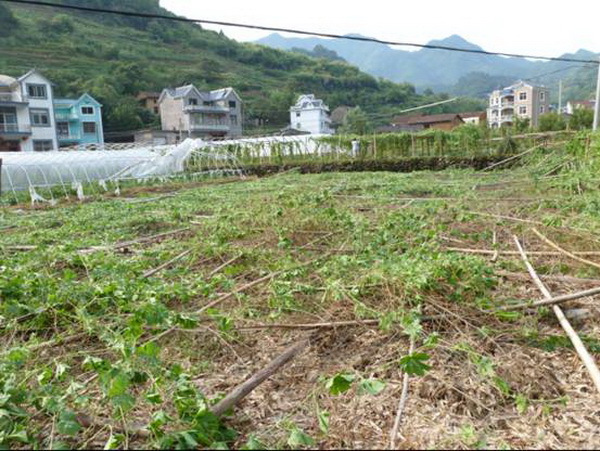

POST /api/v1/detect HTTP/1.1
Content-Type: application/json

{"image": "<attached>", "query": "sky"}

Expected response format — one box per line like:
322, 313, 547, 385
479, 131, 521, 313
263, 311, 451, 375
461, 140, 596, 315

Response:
161, 0, 600, 59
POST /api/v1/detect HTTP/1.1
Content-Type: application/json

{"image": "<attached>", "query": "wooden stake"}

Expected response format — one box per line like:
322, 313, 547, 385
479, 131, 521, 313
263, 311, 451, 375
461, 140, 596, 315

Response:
512, 235, 600, 394
210, 337, 310, 417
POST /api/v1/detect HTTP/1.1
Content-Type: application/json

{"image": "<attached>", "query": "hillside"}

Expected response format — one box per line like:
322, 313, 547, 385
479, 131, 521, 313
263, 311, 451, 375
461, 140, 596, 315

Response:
257, 33, 599, 101
0, 0, 480, 135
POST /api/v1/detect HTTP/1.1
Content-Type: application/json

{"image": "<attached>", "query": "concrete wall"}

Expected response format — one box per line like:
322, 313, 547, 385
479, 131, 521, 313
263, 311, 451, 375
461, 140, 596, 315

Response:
160, 96, 187, 133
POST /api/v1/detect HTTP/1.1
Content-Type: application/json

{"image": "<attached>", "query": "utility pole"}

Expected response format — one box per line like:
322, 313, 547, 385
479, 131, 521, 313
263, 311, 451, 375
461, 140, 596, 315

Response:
594, 57, 600, 131
558, 80, 562, 115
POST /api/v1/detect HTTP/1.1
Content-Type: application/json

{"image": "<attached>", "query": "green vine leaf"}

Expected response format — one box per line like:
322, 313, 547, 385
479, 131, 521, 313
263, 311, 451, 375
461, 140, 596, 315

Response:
325, 373, 355, 395
399, 352, 431, 376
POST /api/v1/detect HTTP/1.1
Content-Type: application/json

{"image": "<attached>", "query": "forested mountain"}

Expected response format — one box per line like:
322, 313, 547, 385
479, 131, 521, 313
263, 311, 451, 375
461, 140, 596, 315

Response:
0, 0, 484, 135
258, 33, 599, 101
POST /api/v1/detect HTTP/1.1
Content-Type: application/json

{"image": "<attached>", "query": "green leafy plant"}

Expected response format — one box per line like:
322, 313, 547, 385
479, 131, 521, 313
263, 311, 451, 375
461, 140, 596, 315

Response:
399, 353, 432, 376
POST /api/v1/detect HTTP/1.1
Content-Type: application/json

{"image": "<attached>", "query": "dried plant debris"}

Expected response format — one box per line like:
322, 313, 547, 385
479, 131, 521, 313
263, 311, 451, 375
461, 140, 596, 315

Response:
2, 133, 600, 449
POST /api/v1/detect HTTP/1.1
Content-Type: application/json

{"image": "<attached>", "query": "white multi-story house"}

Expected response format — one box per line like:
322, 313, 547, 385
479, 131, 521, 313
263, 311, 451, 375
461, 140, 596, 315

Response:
487, 81, 550, 129
0, 69, 58, 152
158, 85, 243, 139
289, 94, 333, 135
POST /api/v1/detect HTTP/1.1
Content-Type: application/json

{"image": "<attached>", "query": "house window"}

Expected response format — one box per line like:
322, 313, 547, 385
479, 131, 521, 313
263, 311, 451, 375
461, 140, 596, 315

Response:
519, 106, 527, 115
57, 121, 69, 136
83, 122, 96, 134
203, 101, 213, 106
229, 100, 236, 108
296, 123, 301, 129
27, 84, 47, 99
30, 109, 51, 127
230, 114, 238, 126
0, 107, 17, 132
296, 112, 301, 117
81, 106, 94, 115
519, 92, 527, 101
540, 106, 545, 113
188, 98, 198, 106
33, 140, 53, 151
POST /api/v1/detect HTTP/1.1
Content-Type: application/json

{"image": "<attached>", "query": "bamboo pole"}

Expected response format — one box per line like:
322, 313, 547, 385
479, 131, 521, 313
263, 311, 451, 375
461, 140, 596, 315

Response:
445, 247, 600, 257
512, 235, 600, 394
195, 252, 332, 315
481, 143, 545, 172
498, 285, 600, 310
532, 227, 600, 271
390, 338, 415, 449
142, 249, 192, 278
79, 227, 190, 255
497, 270, 600, 285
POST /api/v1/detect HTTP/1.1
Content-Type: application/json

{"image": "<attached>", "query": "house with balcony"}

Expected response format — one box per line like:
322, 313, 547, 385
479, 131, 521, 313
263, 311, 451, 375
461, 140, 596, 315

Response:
487, 81, 549, 129
54, 94, 104, 148
289, 94, 333, 135
0, 69, 58, 152
158, 85, 243, 139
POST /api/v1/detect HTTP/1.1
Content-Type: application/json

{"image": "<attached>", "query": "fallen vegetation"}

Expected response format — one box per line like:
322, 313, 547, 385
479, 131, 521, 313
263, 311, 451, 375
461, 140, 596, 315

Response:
1, 131, 600, 449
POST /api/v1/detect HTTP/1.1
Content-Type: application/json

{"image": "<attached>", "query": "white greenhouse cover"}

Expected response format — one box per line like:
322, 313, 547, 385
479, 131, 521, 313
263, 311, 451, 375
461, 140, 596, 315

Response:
0, 134, 340, 203
0, 139, 206, 195
208, 134, 332, 158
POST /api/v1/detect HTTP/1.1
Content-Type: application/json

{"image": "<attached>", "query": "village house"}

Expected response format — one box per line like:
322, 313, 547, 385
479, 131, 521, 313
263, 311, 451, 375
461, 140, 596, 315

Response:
158, 85, 243, 140
137, 91, 161, 115
487, 81, 549, 128
54, 93, 104, 148
380, 113, 465, 133
289, 94, 333, 135
458, 111, 487, 125
0, 69, 58, 152
565, 99, 595, 115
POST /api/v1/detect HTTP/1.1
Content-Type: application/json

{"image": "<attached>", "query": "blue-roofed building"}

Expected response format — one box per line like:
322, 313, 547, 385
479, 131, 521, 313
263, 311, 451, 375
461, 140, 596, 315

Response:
53, 94, 104, 148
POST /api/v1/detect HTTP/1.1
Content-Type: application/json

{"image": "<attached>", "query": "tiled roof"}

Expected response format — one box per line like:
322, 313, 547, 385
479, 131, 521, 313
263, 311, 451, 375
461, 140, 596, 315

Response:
392, 113, 463, 125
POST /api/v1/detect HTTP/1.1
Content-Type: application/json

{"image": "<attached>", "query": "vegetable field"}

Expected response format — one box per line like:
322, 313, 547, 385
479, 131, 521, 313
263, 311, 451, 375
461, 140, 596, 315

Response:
1, 132, 600, 449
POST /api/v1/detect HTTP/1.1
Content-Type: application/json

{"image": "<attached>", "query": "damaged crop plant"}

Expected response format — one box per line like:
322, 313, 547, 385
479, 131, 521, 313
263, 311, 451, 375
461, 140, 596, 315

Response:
1, 131, 600, 449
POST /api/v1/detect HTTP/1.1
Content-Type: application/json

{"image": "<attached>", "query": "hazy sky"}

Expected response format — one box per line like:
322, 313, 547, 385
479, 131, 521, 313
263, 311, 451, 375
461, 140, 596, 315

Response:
161, 0, 600, 58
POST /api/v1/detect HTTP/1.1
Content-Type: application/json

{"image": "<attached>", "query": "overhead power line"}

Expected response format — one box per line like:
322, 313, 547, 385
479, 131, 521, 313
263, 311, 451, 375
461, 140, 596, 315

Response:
2, 0, 599, 65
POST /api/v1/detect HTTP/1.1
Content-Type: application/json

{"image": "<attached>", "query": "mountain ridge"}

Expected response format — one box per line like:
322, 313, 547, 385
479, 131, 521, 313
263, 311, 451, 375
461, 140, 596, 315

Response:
256, 33, 598, 98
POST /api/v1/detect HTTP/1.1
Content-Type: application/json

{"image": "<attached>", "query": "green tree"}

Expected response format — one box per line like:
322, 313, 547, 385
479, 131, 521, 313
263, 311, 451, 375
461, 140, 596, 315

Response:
0, 3, 18, 36
538, 113, 566, 132
568, 108, 594, 131
106, 98, 144, 131
339, 107, 372, 135
513, 116, 531, 133
40, 14, 74, 34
